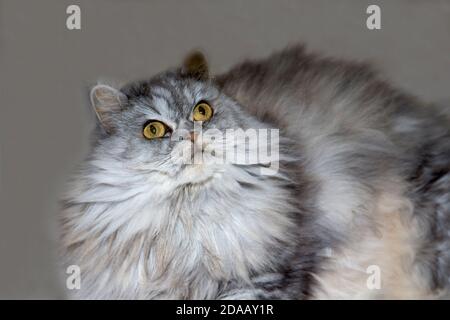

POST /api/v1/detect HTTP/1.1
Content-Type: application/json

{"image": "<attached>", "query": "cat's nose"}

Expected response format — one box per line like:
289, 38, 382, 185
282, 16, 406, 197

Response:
189, 132, 198, 142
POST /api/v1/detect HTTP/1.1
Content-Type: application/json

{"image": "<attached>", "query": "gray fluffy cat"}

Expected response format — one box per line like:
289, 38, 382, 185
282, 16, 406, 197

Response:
60, 45, 450, 299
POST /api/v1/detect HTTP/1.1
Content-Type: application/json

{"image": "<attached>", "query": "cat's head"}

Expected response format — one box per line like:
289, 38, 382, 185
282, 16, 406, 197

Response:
89, 52, 279, 188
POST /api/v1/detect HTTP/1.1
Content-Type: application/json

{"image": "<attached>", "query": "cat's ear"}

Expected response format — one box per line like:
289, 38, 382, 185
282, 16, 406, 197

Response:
90, 84, 127, 133
181, 51, 209, 80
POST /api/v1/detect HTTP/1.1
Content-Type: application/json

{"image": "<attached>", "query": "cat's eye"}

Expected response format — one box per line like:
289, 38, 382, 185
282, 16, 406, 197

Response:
193, 101, 213, 122
143, 121, 167, 140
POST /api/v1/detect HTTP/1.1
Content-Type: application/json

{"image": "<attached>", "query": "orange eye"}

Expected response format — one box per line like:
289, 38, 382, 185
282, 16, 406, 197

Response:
193, 102, 213, 122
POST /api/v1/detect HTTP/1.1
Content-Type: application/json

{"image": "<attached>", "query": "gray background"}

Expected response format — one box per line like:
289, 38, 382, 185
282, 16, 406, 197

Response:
0, 0, 449, 299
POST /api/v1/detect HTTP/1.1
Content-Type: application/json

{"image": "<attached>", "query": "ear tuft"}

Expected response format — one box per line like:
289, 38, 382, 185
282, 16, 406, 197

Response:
182, 51, 209, 80
90, 84, 127, 133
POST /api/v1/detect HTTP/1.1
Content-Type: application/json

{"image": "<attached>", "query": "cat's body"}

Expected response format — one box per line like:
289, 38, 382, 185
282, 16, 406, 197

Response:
61, 46, 450, 299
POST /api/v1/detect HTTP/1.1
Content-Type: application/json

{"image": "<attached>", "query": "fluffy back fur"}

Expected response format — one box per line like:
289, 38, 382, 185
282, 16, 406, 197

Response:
61, 45, 450, 299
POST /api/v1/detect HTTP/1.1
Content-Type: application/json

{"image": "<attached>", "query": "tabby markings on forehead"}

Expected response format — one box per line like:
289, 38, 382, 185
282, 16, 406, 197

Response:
151, 96, 171, 115
132, 97, 161, 116
168, 78, 180, 89
151, 87, 173, 102
182, 86, 195, 104
192, 83, 207, 100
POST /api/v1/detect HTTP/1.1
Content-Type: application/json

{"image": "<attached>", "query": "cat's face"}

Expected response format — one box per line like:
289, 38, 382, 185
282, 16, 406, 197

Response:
90, 54, 269, 187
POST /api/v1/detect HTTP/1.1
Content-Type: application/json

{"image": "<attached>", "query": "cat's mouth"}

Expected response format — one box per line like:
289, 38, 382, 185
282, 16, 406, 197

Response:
165, 138, 229, 186
175, 162, 221, 186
